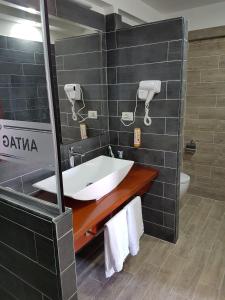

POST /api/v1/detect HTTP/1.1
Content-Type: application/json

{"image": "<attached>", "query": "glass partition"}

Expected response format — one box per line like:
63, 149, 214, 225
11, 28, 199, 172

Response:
0, 0, 64, 213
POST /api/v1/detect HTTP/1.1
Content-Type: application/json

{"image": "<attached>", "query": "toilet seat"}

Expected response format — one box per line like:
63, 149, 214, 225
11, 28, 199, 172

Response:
180, 172, 190, 184
180, 172, 190, 199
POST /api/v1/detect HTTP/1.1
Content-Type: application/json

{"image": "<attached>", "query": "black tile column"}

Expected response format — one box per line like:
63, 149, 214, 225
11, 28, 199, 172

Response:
106, 17, 188, 243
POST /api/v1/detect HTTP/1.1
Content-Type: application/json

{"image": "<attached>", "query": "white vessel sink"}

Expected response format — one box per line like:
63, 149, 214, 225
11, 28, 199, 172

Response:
33, 155, 134, 201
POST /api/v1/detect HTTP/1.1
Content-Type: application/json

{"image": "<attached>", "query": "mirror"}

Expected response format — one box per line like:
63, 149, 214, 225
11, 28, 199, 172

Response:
49, 16, 108, 144
0, 1, 63, 207
0, 1, 108, 145
0, 3, 49, 124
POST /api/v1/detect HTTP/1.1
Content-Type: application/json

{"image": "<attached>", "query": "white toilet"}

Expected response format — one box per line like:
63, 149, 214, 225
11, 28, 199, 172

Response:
180, 172, 190, 199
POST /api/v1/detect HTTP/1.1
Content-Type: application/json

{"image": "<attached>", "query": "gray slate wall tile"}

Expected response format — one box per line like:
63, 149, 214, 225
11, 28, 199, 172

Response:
0, 62, 22, 75
56, 32, 109, 148
142, 206, 164, 226
0, 24, 185, 300
165, 151, 178, 168
144, 221, 175, 242
106, 32, 117, 50
107, 42, 168, 67
35, 234, 57, 273
55, 34, 102, 56
142, 193, 164, 211
0, 264, 42, 300
57, 68, 106, 85
118, 100, 180, 118
58, 84, 107, 101
1, 177, 23, 193
164, 183, 177, 200
107, 67, 117, 84
108, 101, 118, 116
116, 18, 183, 48
148, 180, 164, 196
7, 37, 44, 53
0, 215, 36, 260
166, 118, 180, 135
0, 287, 19, 300
23, 64, 45, 76
55, 210, 73, 239
117, 61, 182, 83
168, 40, 183, 60
108, 82, 167, 101
0, 35, 51, 128
0, 48, 35, 64
64, 51, 103, 70
110, 117, 165, 134
61, 263, 77, 300
0, 200, 53, 238
0, 196, 77, 300
167, 81, 182, 99
58, 230, 75, 272
0, 36, 7, 48
109, 131, 118, 145
164, 213, 175, 228
114, 146, 165, 166
0, 237, 60, 299
156, 166, 177, 184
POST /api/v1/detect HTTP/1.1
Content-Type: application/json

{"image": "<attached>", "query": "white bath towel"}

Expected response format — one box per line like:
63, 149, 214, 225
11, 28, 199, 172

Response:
104, 208, 129, 278
126, 196, 144, 256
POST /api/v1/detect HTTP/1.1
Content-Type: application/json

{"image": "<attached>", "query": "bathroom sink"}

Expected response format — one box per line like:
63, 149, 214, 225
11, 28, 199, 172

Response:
33, 155, 134, 201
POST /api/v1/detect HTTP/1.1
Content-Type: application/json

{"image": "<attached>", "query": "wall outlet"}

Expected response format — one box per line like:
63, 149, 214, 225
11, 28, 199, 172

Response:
88, 111, 98, 119
122, 112, 134, 121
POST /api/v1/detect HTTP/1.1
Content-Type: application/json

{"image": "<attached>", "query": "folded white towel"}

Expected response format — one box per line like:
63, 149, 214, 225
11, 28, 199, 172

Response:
104, 208, 129, 278
126, 196, 144, 256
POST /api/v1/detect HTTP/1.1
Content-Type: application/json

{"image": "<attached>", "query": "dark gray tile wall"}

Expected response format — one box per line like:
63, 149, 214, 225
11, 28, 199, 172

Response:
56, 32, 110, 172
0, 191, 77, 300
55, 32, 108, 143
0, 32, 109, 196
107, 18, 187, 243
0, 36, 60, 196
0, 35, 51, 123
60, 135, 109, 171
55, 0, 105, 31
0, 160, 54, 196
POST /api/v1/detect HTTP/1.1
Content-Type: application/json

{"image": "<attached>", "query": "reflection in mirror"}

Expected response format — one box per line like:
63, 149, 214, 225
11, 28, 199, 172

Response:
0, 1, 59, 205
48, 17, 108, 143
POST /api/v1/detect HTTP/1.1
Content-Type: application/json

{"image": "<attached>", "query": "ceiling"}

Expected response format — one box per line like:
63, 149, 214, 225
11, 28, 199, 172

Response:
142, 0, 225, 13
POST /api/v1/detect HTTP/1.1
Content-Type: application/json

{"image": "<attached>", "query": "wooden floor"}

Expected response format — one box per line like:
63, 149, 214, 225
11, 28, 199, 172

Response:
77, 194, 225, 300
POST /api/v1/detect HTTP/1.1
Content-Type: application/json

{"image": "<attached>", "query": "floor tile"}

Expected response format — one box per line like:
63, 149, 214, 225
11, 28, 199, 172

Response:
76, 193, 225, 300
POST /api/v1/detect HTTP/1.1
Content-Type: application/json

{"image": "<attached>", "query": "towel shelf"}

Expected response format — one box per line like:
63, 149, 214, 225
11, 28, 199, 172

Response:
36, 164, 159, 252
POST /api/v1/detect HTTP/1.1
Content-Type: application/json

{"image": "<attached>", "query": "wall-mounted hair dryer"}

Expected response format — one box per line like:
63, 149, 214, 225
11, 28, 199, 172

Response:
138, 80, 161, 126
64, 84, 80, 121
120, 80, 161, 127
64, 83, 87, 122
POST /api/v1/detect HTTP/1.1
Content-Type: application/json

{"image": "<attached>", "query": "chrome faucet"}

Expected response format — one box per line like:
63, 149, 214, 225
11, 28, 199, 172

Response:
69, 147, 84, 156
69, 147, 85, 167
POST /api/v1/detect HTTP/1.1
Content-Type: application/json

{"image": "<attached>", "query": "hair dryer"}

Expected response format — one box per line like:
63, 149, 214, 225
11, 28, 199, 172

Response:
138, 80, 161, 126
64, 84, 81, 121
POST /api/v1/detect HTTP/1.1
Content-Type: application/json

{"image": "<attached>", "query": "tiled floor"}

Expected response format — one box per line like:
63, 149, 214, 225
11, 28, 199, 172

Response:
76, 194, 225, 300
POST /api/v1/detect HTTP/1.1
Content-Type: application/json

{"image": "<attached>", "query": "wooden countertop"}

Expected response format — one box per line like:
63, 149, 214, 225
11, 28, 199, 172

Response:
37, 164, 158, 251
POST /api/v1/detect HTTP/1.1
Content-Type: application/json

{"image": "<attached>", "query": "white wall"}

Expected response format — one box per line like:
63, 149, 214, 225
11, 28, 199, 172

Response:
100, 0, 163, 23
165, 2, 225, 31
100, 0, 225, 31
